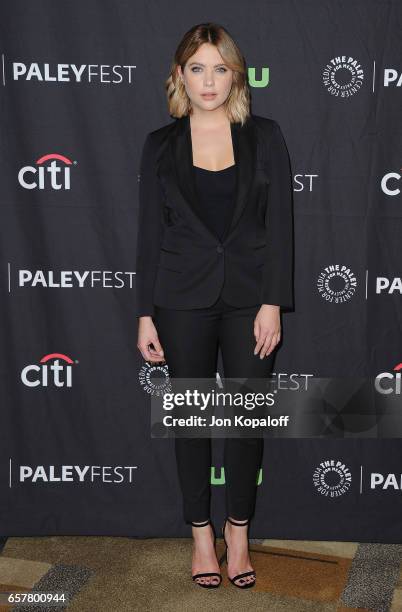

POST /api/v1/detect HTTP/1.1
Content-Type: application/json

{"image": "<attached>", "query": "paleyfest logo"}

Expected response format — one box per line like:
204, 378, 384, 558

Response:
322, 55, 364, 97
8, 460, 138, 486
21, 352, 77, 388
317, 264, 357, 303
13, 267, 136, 289
11, 61, 136, 84
313, 459, 352, 497
18, 153, 76, 190
376, 276, 402, 295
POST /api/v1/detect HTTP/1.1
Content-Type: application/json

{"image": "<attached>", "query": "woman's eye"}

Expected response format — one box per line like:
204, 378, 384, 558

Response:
191, 67, 227, 73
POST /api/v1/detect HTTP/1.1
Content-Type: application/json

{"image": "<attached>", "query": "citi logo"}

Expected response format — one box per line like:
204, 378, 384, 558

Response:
18, 153, 76, 190
374, 362, 402, 395
21, 352, 77, 388
381, 169, 402, 196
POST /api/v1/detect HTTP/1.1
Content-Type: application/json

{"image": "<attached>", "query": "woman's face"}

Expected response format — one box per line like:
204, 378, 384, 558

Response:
178, 42, 233, 113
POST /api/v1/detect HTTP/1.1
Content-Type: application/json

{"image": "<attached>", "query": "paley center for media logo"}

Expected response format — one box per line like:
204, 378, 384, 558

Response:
313, 459, 352, 497
322, 56, 364, 98
18, 153, 76, 191
313, 457, 402, 498
322, 55, 402, 97
21, 352, 77, 388
139, 361, 172, 396
317, 264, 357, 303
316, 264, 402, 302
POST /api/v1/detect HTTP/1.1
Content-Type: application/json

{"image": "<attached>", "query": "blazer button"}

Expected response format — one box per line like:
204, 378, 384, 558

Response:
216, 245, 224, 253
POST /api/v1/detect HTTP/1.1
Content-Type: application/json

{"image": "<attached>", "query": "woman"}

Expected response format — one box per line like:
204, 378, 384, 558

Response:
136, 22, 294, 589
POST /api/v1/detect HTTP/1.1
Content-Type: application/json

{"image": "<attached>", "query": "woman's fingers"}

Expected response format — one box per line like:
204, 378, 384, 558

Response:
137, 320, 166, 363
253, 305, 281, 358
254, 324, 281, 358
260, 332, 278, 358
141, 338, 165, 362
258, 331, 274, 358
150, 337, 165, 359
141, 342, 165, 363
254, 320, 263, 353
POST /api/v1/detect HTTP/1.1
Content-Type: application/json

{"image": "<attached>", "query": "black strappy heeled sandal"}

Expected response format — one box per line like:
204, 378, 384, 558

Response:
221, 517, 256, 589
191, 519, 222, 588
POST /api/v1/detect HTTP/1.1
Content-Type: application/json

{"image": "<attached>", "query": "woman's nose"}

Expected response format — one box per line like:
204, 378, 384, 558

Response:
204, 74, 214, 86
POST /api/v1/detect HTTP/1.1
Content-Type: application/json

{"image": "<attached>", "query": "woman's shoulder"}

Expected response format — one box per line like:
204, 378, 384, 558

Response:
146, 118, 177, 142
250, 114, 288, 148
139, 120, 177, 161
250, 113, 279, 132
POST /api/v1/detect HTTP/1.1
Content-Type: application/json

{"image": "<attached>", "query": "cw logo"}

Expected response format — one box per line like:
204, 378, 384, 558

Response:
210, 467, 263, 485
18, 153, 75, 190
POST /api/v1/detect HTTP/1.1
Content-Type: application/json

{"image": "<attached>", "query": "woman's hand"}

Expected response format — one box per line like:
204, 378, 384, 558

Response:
137, 316, 166, 363
254, 305, 281, 359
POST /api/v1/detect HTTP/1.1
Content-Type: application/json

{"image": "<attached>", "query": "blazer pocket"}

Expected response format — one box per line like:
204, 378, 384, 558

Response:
255, 162, 270, 192
257, 182, 269, 218
253, 244, 267, 269
163, 205, 184, 227
158, 249, 183, 273
161, 246, 181, 255
256, 158, 270, 174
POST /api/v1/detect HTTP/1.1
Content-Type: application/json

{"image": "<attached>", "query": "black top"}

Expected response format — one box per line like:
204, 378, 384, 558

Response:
193, 164, 236, 241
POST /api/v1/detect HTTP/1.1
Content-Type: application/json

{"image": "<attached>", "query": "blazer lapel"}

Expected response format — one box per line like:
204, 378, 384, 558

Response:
157, 113, 257, 243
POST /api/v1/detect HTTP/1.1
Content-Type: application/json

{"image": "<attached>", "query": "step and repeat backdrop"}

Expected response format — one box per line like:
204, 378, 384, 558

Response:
1, 1, 402, 541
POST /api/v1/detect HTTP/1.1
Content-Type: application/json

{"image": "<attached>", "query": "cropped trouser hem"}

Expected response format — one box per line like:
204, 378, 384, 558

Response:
154, 295, 273, 526
177, 436, 263, 524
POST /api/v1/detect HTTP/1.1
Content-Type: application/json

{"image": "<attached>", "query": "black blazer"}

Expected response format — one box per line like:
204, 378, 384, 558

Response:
135, 113, 294, 317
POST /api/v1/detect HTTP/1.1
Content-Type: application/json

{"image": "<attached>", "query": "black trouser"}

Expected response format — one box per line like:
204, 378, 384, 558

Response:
153, 294, 275, 524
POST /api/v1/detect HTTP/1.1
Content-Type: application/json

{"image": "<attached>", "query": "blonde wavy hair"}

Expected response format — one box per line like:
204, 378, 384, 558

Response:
166, 22, 251, 125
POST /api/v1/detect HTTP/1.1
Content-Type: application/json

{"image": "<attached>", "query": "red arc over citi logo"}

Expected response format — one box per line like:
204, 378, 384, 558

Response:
21, 353, 76, 387
18, 153, 76, 190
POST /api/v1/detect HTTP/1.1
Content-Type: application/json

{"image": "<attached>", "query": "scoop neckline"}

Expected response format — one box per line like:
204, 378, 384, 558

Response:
193, 163, 235, 173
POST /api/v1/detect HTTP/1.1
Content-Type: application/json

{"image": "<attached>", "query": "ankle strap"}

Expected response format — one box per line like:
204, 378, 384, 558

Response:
226, 517, 249, 526
190, 519, 211, 527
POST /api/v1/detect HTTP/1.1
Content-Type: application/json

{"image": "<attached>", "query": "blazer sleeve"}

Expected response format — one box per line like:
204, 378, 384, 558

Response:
135, 132, 165, 318
260, 120, 294, 311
